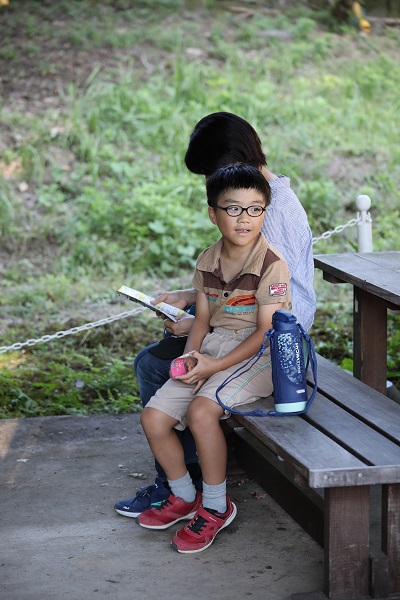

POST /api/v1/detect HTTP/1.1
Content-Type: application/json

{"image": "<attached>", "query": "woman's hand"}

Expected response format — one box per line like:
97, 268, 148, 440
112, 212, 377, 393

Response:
152, 289, 195, 311
163, 313, 195, 337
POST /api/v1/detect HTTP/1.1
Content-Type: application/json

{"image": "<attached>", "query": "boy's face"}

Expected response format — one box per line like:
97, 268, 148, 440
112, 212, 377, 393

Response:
208, 188, 266, 248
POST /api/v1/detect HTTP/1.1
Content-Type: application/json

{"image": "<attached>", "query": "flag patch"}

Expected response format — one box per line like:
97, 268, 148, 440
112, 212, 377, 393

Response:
269, 283, 287, 297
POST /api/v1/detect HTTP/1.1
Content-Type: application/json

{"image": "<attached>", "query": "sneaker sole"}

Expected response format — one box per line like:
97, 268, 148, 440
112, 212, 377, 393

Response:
115, 507, 141, 518
115, 500, 168, 518
137, 509, 198, 530
171, 502, 237, 553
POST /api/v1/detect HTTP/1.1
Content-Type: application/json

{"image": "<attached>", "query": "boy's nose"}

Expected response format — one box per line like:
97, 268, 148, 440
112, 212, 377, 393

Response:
238, 211, 250, 222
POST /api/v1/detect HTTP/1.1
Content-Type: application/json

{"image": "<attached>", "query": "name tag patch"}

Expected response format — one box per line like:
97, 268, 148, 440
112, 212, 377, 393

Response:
269, 283, 287, 297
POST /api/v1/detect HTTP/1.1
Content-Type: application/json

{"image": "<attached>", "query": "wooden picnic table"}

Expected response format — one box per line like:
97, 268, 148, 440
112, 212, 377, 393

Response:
313, 251, 400, 395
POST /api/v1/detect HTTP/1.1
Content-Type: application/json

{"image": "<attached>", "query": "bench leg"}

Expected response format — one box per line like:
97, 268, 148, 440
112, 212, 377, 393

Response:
382, 483, 400, 595
353, 289, 387, 395
324, 486, 370, 599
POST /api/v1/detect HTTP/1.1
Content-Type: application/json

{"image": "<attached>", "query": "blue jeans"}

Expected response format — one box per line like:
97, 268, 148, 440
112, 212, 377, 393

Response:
134, 343, 199, 481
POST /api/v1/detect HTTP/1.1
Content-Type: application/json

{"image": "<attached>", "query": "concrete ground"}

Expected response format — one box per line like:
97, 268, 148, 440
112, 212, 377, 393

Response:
0, 413, 324, 600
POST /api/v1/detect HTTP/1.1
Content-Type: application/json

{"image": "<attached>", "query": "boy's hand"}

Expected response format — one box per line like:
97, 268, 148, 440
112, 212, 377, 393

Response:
163, 313, 195, 336
175, 351, 219, 394
169, 354, 197, 381
183, 355, 197, 372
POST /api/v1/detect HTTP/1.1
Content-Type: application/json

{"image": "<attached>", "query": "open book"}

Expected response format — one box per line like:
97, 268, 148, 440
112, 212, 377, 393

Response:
116, 286, 186, 322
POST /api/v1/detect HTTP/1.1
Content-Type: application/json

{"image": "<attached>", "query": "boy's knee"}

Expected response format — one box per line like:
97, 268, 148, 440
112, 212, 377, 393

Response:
140, 406, 159, 434
140, 406, 171, 439
187, 398, 217, 432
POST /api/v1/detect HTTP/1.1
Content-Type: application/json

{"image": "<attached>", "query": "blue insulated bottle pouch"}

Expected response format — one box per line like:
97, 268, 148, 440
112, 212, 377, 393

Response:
215, 310, 317, 417
270, 310, 308, 414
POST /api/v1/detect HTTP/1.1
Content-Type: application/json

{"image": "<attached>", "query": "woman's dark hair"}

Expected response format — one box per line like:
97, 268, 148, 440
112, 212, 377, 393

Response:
184, 112, 266, 176
206, 163, 271, 208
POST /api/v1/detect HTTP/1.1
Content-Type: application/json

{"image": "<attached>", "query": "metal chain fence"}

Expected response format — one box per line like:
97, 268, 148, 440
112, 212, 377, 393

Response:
0, 216, 361, 355
311, 215, 360, 244
0, 307, 145, 354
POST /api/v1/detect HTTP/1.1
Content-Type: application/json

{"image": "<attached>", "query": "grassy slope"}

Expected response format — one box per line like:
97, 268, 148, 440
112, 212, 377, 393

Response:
0, 0, 399, 417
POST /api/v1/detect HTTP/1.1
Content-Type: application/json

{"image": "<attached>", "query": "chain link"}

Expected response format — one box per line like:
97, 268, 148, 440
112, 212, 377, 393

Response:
0, 307, 145, 354
312, 216, 360, 245
0, 217, 362, 355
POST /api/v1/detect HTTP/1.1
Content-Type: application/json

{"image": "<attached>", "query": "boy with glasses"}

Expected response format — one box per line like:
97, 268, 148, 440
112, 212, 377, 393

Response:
136, 163, 291, 553
115, 112, 315, 519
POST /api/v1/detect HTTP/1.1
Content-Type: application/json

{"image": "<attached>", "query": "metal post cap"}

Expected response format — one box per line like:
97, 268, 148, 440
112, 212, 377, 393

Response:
356, 194, 371, 211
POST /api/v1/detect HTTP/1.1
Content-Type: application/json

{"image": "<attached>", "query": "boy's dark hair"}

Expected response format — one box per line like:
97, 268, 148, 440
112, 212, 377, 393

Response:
185, 112, 266, 176
206, 163, 271, 208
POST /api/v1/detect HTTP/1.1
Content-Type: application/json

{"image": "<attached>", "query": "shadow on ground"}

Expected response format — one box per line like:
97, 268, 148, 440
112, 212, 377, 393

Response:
1, 414, 323, 600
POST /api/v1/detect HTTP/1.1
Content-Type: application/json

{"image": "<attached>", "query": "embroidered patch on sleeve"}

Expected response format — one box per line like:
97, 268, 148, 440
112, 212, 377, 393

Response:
269, 283, 287, 297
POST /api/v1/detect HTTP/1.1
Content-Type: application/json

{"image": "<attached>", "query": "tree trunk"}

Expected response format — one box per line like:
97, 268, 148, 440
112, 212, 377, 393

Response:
331, 0, 353, 22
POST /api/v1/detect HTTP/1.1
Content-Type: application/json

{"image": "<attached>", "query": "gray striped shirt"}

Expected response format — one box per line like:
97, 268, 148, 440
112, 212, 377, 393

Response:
262, 175, 316, 332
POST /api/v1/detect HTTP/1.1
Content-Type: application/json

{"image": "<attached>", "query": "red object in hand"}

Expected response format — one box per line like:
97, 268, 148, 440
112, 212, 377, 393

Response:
170, 357, 187, 378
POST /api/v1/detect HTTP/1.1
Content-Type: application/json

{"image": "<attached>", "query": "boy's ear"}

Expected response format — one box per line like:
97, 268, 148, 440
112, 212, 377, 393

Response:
208, 205, 218, 224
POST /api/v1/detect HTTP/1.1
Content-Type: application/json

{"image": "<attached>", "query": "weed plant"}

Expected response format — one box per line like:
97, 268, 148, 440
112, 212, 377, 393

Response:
0, 0, 399, 417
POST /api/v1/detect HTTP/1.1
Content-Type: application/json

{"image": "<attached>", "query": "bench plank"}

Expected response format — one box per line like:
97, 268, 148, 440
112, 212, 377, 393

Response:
305, 392, 400, 466
308, 355, 400, 443
308, 465, 400, 488
233, 399, 366, 487
233, 399, 400, 487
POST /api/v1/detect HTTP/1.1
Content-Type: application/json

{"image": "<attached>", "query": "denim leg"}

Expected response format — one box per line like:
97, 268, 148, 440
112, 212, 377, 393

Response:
134, 343, 171, 408
134, 344, 200, 480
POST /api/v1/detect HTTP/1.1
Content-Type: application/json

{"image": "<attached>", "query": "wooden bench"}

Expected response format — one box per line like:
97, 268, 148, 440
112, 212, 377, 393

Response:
228, 353, 400, 600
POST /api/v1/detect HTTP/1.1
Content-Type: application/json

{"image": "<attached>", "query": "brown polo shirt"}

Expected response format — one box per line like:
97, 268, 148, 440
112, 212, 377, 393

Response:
192, 234, 292, 330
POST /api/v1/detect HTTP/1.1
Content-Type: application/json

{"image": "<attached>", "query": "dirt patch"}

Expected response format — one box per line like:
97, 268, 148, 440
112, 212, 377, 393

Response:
0, 5, 208, 114
0, 1, 398, 114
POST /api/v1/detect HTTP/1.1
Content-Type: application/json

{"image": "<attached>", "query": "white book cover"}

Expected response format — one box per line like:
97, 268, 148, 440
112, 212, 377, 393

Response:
116, 286, 185, 322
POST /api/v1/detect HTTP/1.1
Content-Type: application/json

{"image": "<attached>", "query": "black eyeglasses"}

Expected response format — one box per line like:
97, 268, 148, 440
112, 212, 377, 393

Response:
215, 204, 266, 217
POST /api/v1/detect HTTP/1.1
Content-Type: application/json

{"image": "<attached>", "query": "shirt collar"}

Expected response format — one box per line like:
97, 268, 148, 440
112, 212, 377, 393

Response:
197, 234, 269, 280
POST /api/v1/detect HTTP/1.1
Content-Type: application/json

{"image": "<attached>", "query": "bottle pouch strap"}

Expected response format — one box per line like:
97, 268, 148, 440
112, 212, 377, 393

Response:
215, 330, 277, 417
215, 322, 318, 417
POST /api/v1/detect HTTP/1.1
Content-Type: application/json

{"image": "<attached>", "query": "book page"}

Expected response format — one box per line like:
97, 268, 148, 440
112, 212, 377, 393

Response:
116, 286, 186, 322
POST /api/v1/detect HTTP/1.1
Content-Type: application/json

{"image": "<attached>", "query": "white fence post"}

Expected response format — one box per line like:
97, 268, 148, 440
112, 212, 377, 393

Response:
356, 194, 373, 252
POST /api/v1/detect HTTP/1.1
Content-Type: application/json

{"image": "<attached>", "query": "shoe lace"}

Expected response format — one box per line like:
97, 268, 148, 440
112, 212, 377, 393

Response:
187, 514, 208, 534
136, 483, 156, 499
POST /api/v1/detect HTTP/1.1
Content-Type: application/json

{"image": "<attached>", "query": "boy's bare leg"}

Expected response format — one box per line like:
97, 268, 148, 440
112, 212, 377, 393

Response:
138, 406, 200, 531
187, 396, 226, 485
140, 407, 187, 480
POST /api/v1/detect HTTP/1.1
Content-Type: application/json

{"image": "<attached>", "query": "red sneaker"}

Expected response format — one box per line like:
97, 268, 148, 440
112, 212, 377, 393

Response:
171, 496, 237, 553
137, 491, 201, 530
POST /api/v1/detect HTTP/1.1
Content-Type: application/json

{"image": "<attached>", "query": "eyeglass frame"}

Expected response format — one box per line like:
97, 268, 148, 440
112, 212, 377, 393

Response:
214, 204, 266, 217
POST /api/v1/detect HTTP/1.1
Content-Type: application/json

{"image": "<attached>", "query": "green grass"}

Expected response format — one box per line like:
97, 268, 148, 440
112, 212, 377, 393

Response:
0, 0, 399, 417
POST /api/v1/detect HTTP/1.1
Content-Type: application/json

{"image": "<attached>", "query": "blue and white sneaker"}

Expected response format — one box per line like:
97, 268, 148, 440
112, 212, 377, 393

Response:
114, 477, 171, 518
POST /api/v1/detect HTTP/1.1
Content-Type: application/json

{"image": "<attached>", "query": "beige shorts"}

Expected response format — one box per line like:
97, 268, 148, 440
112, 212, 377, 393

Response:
146, 327, 272, 430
